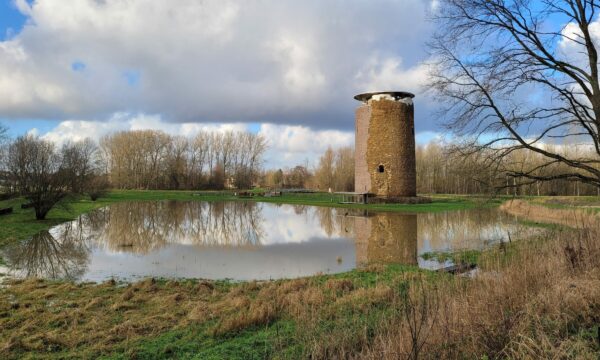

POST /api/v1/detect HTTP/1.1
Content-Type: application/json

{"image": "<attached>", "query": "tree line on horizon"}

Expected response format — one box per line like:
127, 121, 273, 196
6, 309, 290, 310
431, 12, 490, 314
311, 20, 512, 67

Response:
1, 121, 600, 221
274, 142, 600, 197
0, 126, 267, 219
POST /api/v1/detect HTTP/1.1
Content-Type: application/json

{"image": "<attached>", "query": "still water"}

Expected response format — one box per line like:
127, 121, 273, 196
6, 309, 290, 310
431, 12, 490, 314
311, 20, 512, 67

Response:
1, 201, 528, 282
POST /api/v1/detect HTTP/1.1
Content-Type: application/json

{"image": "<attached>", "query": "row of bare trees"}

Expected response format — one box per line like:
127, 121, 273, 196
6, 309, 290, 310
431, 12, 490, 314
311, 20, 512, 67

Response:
0, 126, 267, 219
417, 141, 600, 196
262, 141, 600, 196
100, 130, 267, 190
262, 146, 355, 191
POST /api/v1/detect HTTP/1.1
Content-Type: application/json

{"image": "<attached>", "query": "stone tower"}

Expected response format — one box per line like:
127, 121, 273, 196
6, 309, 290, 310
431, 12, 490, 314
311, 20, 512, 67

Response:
354, 91, 416, 198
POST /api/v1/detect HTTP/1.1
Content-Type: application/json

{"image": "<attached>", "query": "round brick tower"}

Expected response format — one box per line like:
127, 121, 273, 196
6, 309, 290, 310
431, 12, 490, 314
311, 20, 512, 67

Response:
354, 91, 417, 198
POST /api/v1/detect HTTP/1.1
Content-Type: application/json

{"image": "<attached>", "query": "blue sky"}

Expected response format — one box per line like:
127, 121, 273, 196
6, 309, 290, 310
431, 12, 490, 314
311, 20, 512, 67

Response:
0, 0, 26, 40
0, 0, 46, 137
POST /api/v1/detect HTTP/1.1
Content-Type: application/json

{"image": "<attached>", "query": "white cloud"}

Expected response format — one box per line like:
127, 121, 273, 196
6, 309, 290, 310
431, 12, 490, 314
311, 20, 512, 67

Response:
259, 123, 354, 168
39, 113, 249, 147
355, 56, 430, 96
37, 115, 448, 169
0, 0, 435, 129
36, 113, 355, 168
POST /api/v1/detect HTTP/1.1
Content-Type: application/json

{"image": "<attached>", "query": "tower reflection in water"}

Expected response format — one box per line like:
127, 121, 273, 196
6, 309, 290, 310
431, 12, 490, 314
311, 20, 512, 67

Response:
352, 211, 418, 267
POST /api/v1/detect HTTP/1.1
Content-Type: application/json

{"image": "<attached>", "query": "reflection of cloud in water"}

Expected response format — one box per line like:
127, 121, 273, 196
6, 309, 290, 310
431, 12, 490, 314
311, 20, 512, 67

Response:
249, 205, 333, 245
85, 237, 355, 282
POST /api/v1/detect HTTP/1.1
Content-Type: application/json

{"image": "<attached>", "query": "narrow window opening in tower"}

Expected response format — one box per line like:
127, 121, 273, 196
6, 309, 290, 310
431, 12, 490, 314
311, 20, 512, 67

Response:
378, 165, 385, 173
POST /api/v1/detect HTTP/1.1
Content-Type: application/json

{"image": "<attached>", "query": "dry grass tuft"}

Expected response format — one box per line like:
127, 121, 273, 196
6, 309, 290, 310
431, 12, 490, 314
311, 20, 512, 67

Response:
187, 303, 209, 323
211, 300, 278, 336
325, 278, 354, 293
121, 288, 134, 301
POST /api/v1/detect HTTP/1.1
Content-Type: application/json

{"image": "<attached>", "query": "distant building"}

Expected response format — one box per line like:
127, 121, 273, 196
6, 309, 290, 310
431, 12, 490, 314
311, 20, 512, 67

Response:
354, 91, 417, 199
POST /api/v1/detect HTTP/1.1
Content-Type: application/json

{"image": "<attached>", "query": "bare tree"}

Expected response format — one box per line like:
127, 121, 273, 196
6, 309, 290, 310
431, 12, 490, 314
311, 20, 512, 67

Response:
7, 135, 69, 220
431, 0, 600, 188
4, 228, 88, 280
0, 123, 8, 187
61, 138, 99, 194
314, 147, 335, 191
333, 146, 355, 191
0, 123, 7, 149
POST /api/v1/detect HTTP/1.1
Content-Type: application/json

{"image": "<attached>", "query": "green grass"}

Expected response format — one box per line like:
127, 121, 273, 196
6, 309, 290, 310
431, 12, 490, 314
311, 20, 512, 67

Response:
114, 320, 300, 360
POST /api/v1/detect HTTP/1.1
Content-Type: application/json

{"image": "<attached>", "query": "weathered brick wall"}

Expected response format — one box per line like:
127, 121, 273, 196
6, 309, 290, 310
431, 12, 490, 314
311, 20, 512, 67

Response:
354, 213, 418, 266
355, 98, 417, 197
355, 105, 371, 193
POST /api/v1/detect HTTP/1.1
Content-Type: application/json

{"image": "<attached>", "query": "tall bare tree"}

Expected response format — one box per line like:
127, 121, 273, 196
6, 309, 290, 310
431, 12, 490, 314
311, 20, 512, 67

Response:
0, 123, 8, 194
431, 0, 600, 188
314, 147, 335, 191
0, 123, 7, 147
0, 123, 8, 174
61, 138, 99, 194
333, 146, 355, 191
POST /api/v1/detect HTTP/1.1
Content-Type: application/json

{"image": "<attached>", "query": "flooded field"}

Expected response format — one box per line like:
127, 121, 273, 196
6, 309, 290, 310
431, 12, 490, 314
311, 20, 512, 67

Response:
1, 201, 531, 282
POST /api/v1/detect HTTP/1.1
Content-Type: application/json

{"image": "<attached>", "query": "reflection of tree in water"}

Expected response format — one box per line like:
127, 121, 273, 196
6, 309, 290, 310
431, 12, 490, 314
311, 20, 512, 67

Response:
315, 207, 356, 238
417, 209, 514, 250
89, 201, 266, 253
4, 226, 89, 280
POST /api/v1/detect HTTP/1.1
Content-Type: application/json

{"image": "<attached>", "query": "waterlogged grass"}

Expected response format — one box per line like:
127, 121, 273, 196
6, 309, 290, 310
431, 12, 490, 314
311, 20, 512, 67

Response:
0, 196, 110, 248
2, 192, 597, 358
517, 219, 567, 230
